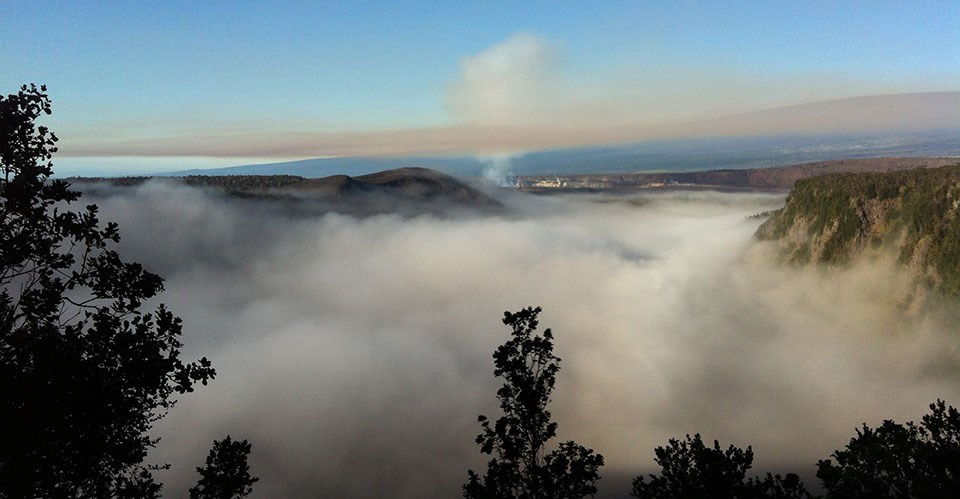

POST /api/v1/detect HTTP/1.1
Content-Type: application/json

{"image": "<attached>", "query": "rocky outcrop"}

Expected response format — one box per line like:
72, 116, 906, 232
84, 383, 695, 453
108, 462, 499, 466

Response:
755, 164, 960, 295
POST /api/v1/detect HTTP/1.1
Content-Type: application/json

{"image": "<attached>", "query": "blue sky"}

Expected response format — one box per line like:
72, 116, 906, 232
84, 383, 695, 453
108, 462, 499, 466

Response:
2, 1, 958, 174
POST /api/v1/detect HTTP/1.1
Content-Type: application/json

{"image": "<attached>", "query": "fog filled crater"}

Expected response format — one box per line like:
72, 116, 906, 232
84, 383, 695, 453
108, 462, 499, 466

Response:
84, 182, 960, 498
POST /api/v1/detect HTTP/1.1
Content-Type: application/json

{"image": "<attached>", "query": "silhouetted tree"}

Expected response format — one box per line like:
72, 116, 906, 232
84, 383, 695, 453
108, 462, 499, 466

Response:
750, 472, 814, 499
816, 399, 960, 498
464, 306, 604, 499
0, 84, 215, 498
631, 433, 811, 499
189, 436, 258, 499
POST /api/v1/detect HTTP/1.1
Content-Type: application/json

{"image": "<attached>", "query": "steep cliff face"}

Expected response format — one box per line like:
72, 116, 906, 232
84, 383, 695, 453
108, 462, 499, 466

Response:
755, 164, 960, 295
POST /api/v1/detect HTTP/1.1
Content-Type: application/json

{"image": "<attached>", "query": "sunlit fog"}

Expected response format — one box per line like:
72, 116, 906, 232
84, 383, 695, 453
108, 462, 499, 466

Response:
78, 182, 960, 498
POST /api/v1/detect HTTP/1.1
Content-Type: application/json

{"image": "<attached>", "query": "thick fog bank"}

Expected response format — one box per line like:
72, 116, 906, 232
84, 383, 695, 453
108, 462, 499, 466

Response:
85, 183, 960, 498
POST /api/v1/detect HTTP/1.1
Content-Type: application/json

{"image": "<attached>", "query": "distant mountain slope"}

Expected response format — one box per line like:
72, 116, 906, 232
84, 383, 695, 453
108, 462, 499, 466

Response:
153, 129, 960, 179
514, 157, 959, 191
682, 92, 960, 137
755, 163, 960, 296
72, 167, 500, 216
131, 91, 959, 177
504, 128, 960, 175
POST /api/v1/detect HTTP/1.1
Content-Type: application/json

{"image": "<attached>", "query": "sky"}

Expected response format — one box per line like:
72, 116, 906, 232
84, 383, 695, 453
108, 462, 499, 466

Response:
2, 1, 958, 174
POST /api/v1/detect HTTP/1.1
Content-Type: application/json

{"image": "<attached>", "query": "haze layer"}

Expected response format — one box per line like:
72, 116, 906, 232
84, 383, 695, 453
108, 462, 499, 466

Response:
83, 182, 960, 498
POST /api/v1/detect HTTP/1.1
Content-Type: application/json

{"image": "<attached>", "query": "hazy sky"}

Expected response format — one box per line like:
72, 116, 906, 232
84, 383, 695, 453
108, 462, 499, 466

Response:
2, 1, 958, 172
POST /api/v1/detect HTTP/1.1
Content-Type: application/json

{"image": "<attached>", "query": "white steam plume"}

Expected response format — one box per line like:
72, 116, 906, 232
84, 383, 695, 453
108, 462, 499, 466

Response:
447, 33, 561, 126
481, 154, 517, 187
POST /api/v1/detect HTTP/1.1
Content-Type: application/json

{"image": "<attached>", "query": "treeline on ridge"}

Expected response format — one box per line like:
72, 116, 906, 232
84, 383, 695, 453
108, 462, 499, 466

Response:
757, 163, 960, 295
71, 174, 307, 192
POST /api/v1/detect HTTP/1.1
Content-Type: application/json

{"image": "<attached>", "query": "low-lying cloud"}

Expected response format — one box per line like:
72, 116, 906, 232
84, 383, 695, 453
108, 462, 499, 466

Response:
84, 182, 960, 497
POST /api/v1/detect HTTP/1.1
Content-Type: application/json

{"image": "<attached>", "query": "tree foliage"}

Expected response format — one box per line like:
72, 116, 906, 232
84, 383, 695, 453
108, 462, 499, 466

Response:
464, 306, 604, 499
759, 164, 960, 294
0, 84, 215, 498
631, 433, 811, 499
817, 399, 960, 498
189, 436, 258, 499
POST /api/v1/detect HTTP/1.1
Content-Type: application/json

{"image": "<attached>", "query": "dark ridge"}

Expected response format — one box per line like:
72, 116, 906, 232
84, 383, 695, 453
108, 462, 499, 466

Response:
68, 167, 501, 216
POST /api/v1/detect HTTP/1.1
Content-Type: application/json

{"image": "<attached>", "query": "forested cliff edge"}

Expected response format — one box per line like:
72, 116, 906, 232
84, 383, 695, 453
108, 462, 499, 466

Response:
755, 163, 960, 296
